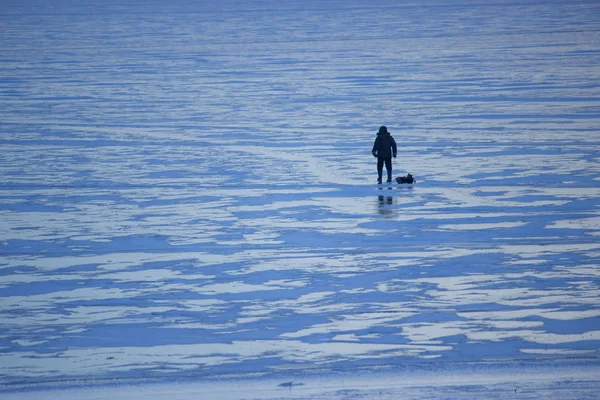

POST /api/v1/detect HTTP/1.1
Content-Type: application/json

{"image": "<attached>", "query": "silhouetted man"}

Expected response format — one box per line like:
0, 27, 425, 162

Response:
372, 126, 397, 184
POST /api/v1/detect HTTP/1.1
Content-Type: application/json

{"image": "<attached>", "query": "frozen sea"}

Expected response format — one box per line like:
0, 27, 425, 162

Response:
1, 0, 600, 398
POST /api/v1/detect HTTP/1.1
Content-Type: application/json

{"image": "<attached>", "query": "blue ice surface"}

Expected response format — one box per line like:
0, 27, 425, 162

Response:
1, 0, 600, 396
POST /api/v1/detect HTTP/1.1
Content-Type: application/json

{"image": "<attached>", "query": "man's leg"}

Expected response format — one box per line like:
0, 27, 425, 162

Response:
384, 157, 392, 182
377, 158, 384, 183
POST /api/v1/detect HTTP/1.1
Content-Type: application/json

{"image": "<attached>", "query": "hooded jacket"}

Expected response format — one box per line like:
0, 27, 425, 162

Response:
372, 129, 397, 159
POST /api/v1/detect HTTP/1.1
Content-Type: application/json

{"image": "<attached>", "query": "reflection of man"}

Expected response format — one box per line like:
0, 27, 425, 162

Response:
371, 126, 397, 184
378, 195, 393, 205
378, 194, 394, 216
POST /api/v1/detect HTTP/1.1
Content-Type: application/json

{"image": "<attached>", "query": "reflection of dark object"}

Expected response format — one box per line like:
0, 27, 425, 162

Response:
396, 173, 415, 184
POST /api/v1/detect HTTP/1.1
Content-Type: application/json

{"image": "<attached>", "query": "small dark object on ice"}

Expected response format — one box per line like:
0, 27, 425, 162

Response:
396, 173, 415, 184
278, 381, 305, 389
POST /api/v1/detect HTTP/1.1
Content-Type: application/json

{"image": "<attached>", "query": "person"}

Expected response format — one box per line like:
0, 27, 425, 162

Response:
372, 126, 397, 183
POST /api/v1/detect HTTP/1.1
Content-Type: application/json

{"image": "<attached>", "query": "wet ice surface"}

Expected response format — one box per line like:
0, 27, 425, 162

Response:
1, 0, 600, 396
4, 364, 600, 400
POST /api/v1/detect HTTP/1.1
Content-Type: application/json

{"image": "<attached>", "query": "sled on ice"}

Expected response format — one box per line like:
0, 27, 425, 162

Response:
395, 173, 415, 184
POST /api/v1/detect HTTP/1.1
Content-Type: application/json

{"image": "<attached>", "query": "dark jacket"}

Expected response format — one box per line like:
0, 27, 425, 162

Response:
372, 132, 397, 159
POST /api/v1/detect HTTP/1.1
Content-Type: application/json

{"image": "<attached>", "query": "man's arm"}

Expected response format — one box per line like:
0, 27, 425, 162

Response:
372, 137, 380, 157
391, 136, 397, 157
